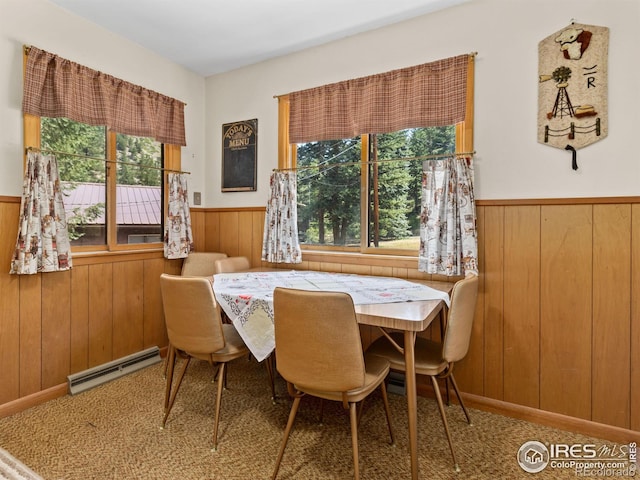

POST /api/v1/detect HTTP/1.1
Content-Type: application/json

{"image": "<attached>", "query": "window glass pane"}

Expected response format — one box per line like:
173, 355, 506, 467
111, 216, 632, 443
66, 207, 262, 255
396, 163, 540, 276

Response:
41, 117, 107, 246
296, 138, 361, 247
368, 126, 455, 250
115, 134, 163, 244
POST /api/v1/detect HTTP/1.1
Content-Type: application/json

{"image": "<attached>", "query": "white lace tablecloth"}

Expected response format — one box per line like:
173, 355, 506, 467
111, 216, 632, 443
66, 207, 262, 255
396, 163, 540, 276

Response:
212, 270, 450, 362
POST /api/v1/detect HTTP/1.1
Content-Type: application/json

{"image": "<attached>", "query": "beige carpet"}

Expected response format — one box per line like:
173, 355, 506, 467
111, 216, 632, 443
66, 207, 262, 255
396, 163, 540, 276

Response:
0, 358, 615, 479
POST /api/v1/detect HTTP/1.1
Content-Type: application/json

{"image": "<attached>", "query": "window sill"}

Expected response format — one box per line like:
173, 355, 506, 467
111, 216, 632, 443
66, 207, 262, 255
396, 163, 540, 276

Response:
70, 247, 169, 266
299, 249, 419, 269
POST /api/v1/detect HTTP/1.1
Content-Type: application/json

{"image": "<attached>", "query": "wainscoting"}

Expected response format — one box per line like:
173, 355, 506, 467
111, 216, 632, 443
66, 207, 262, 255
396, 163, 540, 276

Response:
1, 196, 638, 442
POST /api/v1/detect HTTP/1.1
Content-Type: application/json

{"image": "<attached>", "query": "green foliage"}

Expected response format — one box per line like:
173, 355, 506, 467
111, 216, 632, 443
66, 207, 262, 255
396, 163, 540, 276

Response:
42, 117, 106, 183
406, 126, 455, 232
296, 126, 455, 248
116, 133, 162, 186
297, 139, 361, 245
66, 203, 104, 240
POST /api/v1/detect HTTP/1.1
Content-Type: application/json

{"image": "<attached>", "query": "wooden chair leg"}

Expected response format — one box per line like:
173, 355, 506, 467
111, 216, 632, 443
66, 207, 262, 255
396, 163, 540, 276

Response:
162, 355, 191, 428
430, 376, 459, 472
272, 395, 302, 480
163, 345, 176, 410
318, 399, 325, 425
445, 377, 451, 406
449, 373, 472, 425
162, 344, 173, 379
264, 353, 277, 403
212, 362, 226, 452
349, 402, 360, 480
379, 382, 395, 445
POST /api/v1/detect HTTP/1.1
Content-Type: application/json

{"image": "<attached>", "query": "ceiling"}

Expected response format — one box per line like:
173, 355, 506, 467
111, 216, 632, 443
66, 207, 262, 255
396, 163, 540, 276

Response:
48, 0, 471, 76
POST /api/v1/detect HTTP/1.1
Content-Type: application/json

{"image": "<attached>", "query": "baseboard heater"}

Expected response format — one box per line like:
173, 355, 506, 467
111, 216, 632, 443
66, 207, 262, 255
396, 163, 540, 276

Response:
387, 371, 406, 396
67, 346, 161, 395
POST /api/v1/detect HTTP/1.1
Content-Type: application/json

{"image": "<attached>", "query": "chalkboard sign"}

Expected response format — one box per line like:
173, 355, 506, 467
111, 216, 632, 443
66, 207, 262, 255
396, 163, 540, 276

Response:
222, 119, 257, 192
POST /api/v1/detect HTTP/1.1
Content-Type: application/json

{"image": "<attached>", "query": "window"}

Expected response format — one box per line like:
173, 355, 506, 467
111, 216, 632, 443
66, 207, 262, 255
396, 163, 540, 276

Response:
296, 127, 455, 252
37, 118, 164, 250
279, 54, 474, 256
42, 118, 107, 247
22, 46, 185, 254
364, 127, 455, 253
297, 137, 362, 249
115, 133, 163, 246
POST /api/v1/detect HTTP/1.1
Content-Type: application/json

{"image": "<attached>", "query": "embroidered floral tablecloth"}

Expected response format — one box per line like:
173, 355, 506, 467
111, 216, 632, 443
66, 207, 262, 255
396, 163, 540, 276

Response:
212, 270, 450, 362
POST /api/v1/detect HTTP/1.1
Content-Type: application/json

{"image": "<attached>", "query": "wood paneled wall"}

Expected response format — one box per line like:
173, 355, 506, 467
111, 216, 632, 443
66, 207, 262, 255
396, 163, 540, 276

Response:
0, 197, 182, 411
192, 199, 640, 435
1, 196, 639, 440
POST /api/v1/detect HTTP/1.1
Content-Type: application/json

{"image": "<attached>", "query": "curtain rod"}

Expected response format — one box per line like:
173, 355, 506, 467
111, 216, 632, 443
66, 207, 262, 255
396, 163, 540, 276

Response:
274, 151, 475, 172
25, 146, 190, 175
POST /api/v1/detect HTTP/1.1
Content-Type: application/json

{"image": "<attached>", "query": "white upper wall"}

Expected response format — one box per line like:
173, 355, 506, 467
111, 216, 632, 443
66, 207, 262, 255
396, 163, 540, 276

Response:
0, 0, 206, 197
205, 0, 640, 206
1, 0, 638, 206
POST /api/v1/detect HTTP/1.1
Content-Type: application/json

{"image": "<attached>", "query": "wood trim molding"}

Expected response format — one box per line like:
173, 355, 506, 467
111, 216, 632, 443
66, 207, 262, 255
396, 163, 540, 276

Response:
461, 392, 640, 444
416, 384, 640, 444
0, 384, 67, 419
477, 196, 640, 206
4, 196, 640, 209
194, 206, 266, 213
71, 249, 170, 266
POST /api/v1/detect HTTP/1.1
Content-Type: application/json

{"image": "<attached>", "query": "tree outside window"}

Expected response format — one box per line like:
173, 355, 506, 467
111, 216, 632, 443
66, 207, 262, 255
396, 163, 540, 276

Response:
295, 126, 454, 253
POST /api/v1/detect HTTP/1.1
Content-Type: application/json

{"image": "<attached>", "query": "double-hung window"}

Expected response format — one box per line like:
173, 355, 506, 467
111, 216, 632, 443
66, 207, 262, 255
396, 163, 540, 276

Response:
278, 54, 474, 256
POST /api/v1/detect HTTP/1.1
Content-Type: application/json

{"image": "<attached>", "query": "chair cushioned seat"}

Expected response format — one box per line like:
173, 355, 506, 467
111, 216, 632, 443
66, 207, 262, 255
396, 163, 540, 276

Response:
299, 353, 390, 403
190, 324, 248, 363
367, 332, 446, 377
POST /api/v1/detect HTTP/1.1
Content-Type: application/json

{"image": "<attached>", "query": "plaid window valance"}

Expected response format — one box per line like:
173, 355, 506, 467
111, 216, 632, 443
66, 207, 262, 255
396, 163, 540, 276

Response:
23, 46, 186, 146
289, 54, 469, 144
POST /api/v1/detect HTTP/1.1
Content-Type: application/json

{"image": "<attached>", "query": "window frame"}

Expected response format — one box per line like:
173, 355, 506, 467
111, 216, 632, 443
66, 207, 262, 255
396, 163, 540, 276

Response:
24, 115, 179, 254
278, 55, 474, 257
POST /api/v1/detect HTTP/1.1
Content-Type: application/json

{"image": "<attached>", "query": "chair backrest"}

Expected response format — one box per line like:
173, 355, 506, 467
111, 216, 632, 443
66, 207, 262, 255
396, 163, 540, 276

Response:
160, 274, 225, 354
181, 252, 228, 277
273, 288, 366, 393
214, 256, 251, 274
442, 274, 479, 363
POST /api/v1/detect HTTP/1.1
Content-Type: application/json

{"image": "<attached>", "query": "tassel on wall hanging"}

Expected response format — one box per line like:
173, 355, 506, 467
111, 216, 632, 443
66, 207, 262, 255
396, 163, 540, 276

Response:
538, 22, 609, 170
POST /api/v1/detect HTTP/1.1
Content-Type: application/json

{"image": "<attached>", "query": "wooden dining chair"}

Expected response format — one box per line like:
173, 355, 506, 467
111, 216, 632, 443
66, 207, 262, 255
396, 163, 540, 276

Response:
181, 251, 227, 277
159, 273, 250, 452
162, 252, 230, 377
271, 287, 395, 480
366, 274, 479, 472
214, 256, 251, 274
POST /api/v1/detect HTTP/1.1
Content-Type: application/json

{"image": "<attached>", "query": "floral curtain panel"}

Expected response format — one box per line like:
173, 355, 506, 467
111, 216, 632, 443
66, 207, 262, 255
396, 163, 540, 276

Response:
164, 173, 193, 259
261, 171, 302, 264
418, 156, 478, 277
10, 151, 72, 274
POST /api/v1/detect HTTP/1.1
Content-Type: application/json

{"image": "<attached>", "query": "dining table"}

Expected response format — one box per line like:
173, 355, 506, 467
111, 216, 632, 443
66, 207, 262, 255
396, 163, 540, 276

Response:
212, 269, 454, 480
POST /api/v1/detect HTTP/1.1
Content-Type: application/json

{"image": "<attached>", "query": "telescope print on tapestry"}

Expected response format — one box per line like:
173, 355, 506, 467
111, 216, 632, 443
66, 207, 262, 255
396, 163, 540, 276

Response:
538, 23, 609, 150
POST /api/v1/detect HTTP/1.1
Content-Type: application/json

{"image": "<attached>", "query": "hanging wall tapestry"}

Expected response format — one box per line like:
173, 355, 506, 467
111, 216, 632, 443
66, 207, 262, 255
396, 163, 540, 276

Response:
538, 22, 609, 169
